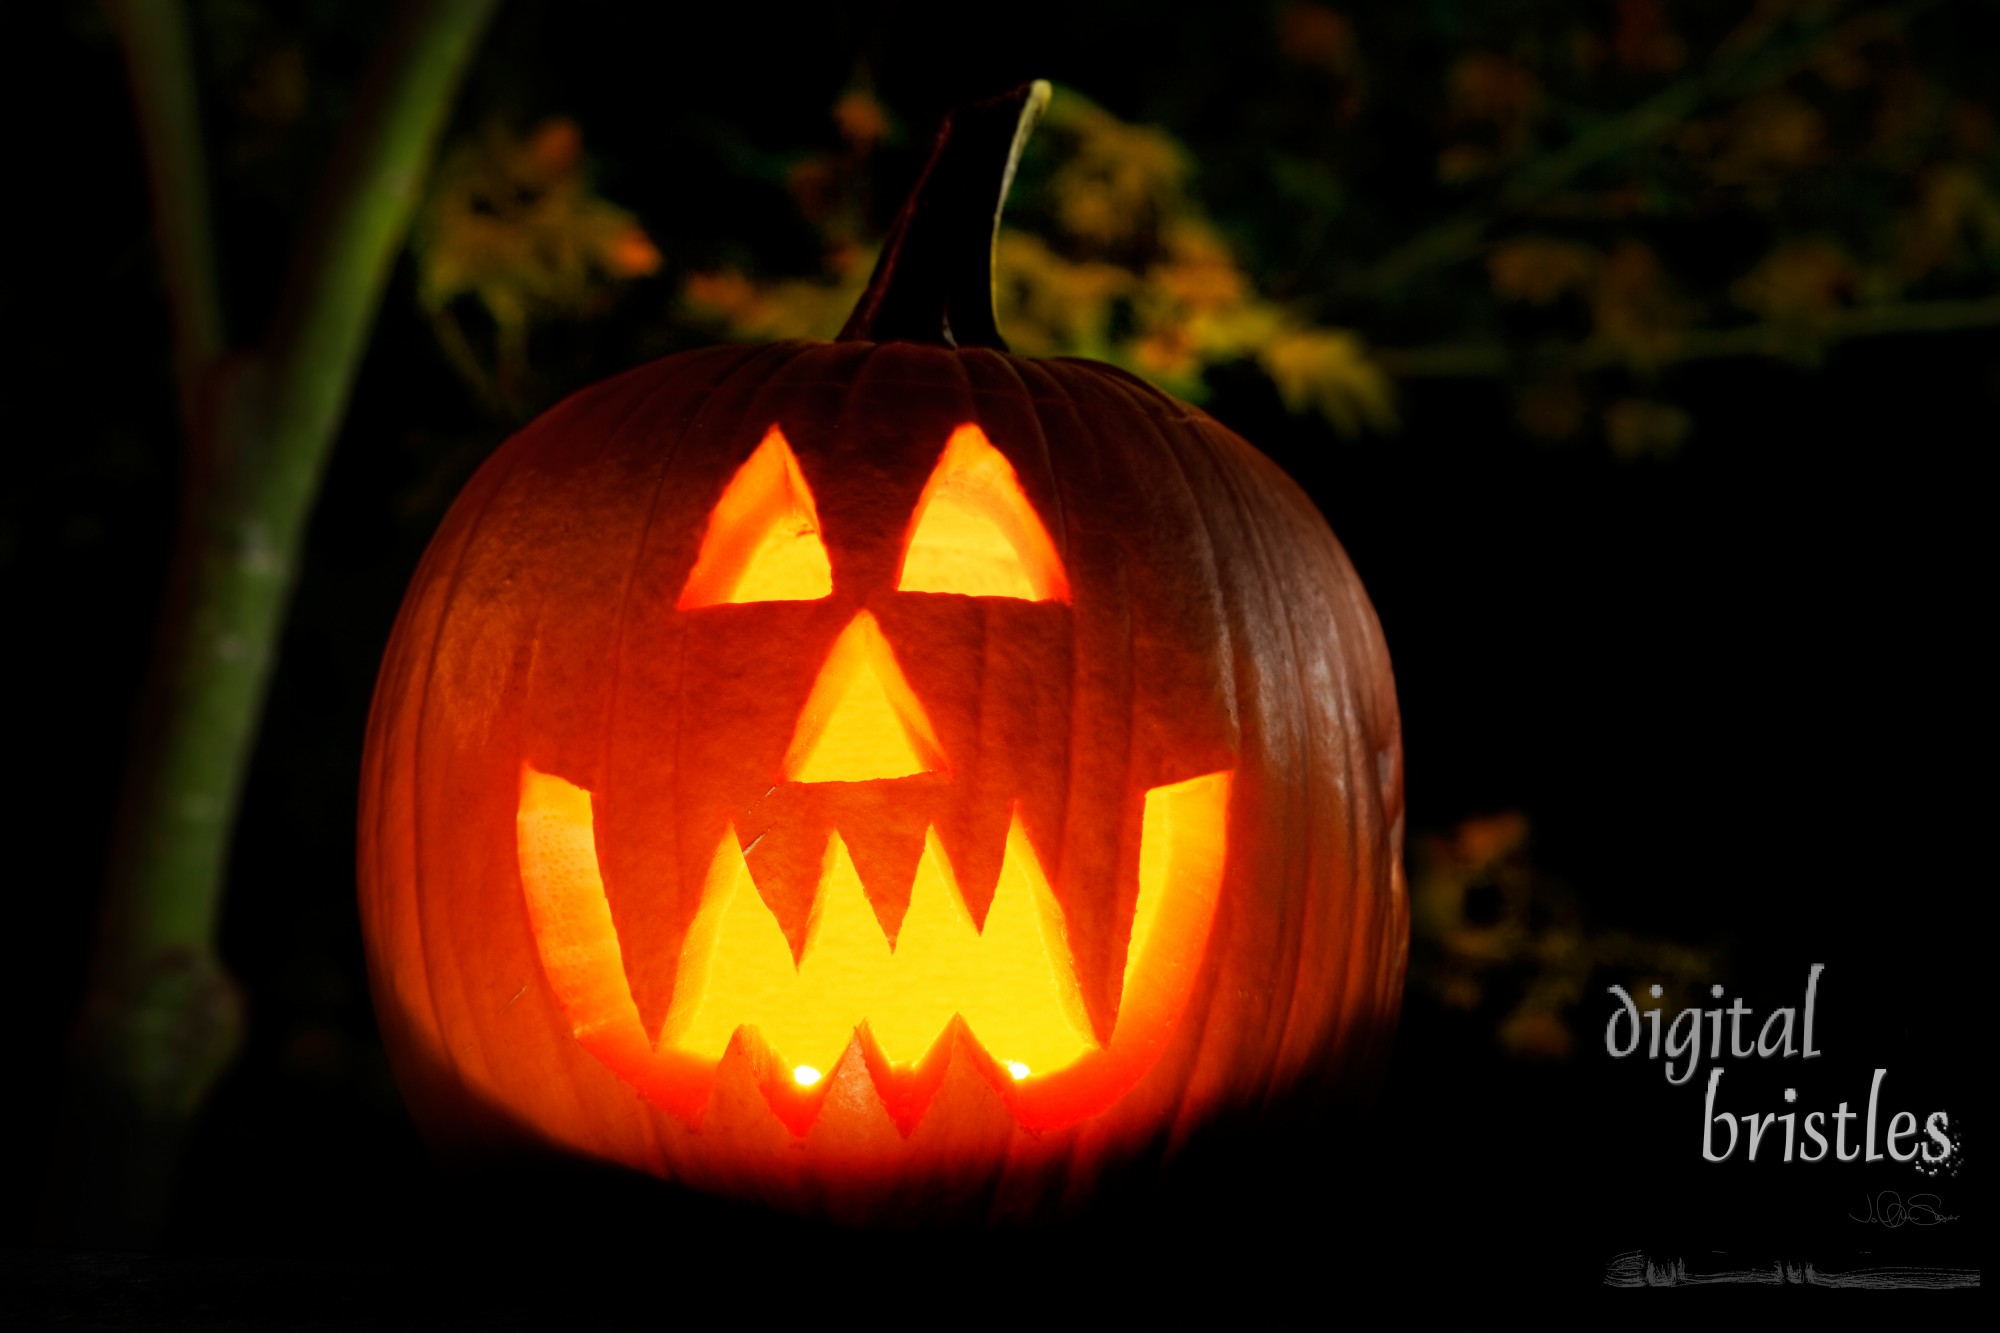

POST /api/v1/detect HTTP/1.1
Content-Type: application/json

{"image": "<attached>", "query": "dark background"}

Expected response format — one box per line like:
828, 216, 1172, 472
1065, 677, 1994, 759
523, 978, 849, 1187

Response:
3, 1, 1984, 1323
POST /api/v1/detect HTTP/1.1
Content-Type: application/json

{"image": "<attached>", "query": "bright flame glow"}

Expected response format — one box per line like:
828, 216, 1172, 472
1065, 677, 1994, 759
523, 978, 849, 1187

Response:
781, 612, 943, 782
659, 818, 1093, 1079
677, 425, 833, 607
793, 1065, 822, 1087
516, 771, 634, 1044
516, 764, 1232, 1133
731, 523, 832, 603
1115, 770, 1233, 1063
896, 423, 1069, 602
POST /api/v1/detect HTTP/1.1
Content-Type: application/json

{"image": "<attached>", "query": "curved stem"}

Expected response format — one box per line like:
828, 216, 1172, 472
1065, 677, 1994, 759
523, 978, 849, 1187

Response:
838, 80, 1050, 348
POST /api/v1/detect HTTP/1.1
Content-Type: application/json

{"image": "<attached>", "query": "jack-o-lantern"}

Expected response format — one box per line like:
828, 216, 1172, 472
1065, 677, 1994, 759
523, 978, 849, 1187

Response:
358, 83, 1406, 1221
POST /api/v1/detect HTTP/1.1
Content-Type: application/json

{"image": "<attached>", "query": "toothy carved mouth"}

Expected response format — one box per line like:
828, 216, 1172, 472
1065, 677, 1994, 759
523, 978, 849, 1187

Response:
517, 765, 1230, 1135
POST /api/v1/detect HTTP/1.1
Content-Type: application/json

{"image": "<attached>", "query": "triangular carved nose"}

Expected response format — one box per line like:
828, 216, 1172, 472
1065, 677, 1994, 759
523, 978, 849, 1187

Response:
782, 611, 944, 783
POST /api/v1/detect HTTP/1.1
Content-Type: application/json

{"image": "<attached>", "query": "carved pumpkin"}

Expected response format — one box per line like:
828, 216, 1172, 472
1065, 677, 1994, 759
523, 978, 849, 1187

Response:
358, 83, 1406, 1221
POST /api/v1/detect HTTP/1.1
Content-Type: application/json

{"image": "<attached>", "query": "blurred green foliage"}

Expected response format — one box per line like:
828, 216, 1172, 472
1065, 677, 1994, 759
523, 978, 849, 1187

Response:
110, 0, 1994, 454
1412, 811, 1717, 1060
171, 1, 2000, 444
412, 118, 659, 407
407, 0, 1995, 447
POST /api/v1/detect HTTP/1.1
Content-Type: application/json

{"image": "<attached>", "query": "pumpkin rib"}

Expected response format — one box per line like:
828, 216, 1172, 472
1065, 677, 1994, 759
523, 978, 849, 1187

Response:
600, 346, 793, 790
1082, 378, 1244, 1141
1256, 449, 1403, 1094
1237, 444, 1402, 1084
823, 340, 949, 599
1277, 516, 1380, 1104
1045, 355, 1206, 422
1069, 358, 1242, 746
1306, 565, 1377, 1089
513, 611, 625, 1154
984, 353, 1104, 1027
502, 405, 703, 1173
480, 358, 732, 1112
361, 453, 511, 1119
976, 349, 1069, 571
450, 374, 683, 1117
1176, 431, 1306, 1116
1325, 564, 1397, 1081
1180, 416, 1327, 1110
403, 429, 532, 1115
358, 569, 440, 1065
1034, 358, 1100, 1032
1270, 496, 1374, 1099
599, 343, 814, 1033
1097, 360, 1182, 1033
1071, 367, 1228, 1065
958, 352, 1063, 957
1153, 414, 1242, 742
1046, 366, 1143, 1042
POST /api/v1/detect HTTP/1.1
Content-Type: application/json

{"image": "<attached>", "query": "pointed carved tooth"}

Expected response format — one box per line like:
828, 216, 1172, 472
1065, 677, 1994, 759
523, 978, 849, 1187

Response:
901, 1023, 1026, 1190
700, 1028, 793, 1152
930, 804, 1010, 929
955, 810, 1096, 1077
520, 760, 1234, 1139
832, 781, 941, 944
710, 1026, 821, 1143
874, 831, 981, 1065
660, 826, 798, 1063
804, 1036, 903, 1162
854, 1016, 954, 1138
660, 815, 1100, 1096
787, 833, 894, 1076
736, 797, 836, 963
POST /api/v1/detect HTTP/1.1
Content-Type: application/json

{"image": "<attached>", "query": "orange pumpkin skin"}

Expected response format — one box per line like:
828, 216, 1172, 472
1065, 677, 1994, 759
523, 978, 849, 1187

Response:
358, 338, 1404, 1220
358, 86, 1404, 1221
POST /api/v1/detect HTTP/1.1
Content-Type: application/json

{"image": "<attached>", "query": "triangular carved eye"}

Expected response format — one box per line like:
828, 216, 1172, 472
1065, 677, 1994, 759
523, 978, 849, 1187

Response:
678, 426, 833, 607
896, 424, 1070, 602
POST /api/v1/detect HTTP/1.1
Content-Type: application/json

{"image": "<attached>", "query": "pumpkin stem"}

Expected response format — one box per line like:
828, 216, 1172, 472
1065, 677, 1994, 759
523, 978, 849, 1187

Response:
838, 80, 1050, 350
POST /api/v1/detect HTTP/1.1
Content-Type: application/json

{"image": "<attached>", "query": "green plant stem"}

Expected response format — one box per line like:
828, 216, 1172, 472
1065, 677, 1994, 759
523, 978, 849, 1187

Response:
105, 0, 222, 441
60, 0, 496, 1245
261, 0, 499, 523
